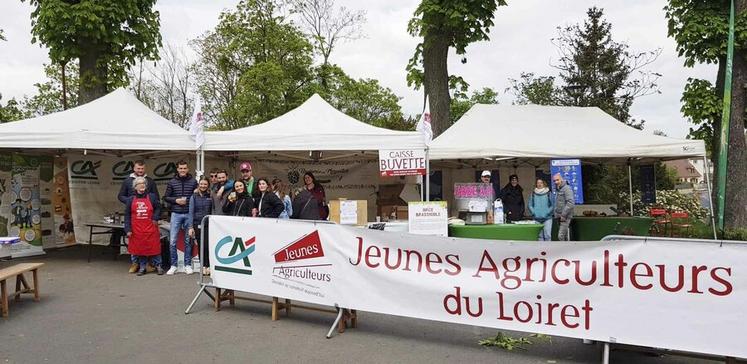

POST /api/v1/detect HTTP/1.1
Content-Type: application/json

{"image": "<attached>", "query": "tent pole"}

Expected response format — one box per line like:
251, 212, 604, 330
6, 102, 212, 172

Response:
702, 154, 718, 239
628, 161, 634, 216
425, 148, 430, 202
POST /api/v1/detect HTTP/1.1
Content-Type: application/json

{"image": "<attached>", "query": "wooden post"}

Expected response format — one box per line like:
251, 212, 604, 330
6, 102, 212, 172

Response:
32, 269, 39, 301
285, 299, 291, 316
272, 297, 279, 321
1, 280, 7, 318
215, 288, 221, 311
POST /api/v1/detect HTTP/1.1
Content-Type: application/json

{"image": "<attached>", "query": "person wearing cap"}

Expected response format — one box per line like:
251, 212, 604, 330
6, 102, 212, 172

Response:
238, 161, 259, 196
479, 170, 501, 201
501, 174, 525, 222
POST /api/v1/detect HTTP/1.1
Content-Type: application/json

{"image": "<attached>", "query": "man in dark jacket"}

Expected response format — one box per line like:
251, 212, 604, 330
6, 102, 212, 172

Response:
117, 160, 159, 273
501, 174, 525, 222
163, 160, 199, 275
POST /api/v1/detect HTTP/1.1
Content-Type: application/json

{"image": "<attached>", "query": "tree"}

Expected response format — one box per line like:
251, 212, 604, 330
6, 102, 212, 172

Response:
450, 87, 498, 124
26, 0, 162, 104
23, 63, 80, 117
292, 0, 365, 66
407, 0, 506, 138
0, 96, 27, 123
192, 0, 314, 130
666, 0, 747, 228
552, 7, 661, 128
506, 73, 562, 106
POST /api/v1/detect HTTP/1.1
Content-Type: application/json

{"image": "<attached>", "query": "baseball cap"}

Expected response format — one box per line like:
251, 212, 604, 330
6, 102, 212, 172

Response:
481, 170, 491, 177
239, 161, 252, 171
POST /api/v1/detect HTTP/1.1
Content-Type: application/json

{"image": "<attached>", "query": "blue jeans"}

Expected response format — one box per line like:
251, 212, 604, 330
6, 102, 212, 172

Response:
138, 255, 162, 270
169, 212, 192, 267
537, 219, 553, 241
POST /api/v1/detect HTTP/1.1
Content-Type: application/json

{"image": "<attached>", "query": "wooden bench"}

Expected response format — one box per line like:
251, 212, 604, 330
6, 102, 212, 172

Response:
0, 263, 44, 318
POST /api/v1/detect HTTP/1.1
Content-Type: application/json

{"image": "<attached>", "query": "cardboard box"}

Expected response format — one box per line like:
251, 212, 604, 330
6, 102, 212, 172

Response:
329, 199, 368, 225
378, 205, 409, 221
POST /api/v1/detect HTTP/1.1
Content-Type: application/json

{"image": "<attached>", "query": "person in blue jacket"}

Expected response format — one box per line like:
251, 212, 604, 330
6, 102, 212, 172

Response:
163, 160, 198, 275
528, 178, 554, 241
188, 176, 213, 275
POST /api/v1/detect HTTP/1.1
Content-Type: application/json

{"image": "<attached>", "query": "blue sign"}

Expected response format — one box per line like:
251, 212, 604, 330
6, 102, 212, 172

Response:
550, 159, 584, 204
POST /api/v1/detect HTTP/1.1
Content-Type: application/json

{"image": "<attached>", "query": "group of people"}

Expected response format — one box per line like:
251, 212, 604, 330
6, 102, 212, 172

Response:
119, 160, 329, 276
481, 170, 575, 241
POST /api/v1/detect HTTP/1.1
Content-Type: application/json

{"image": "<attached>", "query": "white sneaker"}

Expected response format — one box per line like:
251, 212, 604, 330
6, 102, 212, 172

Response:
184, 266, 193, 275
166, 266, 178, 275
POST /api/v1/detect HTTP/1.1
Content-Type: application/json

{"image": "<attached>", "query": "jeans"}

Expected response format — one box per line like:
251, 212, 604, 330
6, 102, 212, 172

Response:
537, 219, 553, 241
557, 218, 571, 241
169, 212, 192, 267
138, 255, 162, 271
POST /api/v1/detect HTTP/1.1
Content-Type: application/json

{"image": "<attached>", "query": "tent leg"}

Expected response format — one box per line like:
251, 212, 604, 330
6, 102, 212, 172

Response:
702, 155, 718, 239
425, 148, 430, 202
628, 162, 633, 216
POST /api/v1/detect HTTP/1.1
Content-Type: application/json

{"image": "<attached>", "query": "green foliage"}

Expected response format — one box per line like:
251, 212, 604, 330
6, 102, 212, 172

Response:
23, 63, 80, 117
0, 96, 28, 123
681, 78, 721, 154
26, 0, 162, 97
723, 228, 747, 241
664, 0, 747, 67
405, 0, 506, 89
450, 87, 498, 124
617, 189, 708, 220
193, 0, 406, 131
553, 7, 660, 128
583, 163, 678, 206
506, 72, 562, 105
478, 331, 551, 351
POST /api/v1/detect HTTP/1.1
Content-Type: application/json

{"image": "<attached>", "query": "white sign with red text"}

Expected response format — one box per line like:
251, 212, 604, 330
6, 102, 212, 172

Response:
378, 149, 426, 176
208, 216, 747, 359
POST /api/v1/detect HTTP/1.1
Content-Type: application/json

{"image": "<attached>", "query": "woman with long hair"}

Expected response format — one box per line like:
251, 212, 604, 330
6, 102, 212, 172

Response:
255, 177, 284, 218
303, 172, 328, 220
222, 180, 254, 217
272, 178, 293, 219
528, 178, 554, 241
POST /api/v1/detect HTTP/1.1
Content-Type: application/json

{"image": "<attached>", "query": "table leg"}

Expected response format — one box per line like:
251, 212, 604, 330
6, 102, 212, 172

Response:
87, 226, 94, 263
15, 275, 21, 302
1, 280, 7, 318
32, 269, 39, 302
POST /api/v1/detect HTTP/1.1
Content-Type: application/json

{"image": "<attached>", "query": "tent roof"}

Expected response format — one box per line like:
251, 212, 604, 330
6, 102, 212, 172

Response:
204, 94, 426, 151
0, 89, 195, 151
428, 104, 705, 161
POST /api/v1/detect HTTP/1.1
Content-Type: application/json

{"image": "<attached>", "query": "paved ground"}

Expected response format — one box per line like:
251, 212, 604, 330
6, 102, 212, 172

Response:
0, 247, 723, 363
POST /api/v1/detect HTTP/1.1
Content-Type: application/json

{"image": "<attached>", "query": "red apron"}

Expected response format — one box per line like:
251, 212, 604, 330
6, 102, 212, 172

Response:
128, 196, 161, 256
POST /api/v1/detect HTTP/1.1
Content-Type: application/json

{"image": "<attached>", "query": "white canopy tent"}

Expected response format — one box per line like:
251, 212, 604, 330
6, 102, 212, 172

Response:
428, 104, 706, 161
427, 104, 714, 238
203, 94, 425, 152
0, 88, 195, 151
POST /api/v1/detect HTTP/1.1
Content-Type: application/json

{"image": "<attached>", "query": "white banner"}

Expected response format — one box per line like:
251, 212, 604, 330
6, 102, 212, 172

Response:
208, 216, 747, 358
378, 149, 426, 177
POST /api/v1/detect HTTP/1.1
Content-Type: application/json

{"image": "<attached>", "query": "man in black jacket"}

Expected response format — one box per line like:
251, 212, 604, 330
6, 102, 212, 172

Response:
117, 160, 159, 273
163, 160, 198, 275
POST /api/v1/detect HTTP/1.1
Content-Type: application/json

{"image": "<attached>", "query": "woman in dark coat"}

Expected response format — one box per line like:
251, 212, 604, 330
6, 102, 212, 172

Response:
222, 180, 254, 217
255, 178, 284, 218
501, 174, 525, 222
291, 189, 322, 220
303, 172, 328, 220
188, 176, 213, 274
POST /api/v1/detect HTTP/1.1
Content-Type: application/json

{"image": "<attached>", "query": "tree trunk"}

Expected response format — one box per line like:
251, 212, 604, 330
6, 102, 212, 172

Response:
422, 32, 450, 137
60, 61, 68, 110
78, 47, 107, 104
724, 0, 747, 229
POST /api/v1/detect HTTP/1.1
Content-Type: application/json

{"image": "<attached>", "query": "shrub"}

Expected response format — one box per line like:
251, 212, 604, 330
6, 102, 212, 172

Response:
616, 190, 708, 220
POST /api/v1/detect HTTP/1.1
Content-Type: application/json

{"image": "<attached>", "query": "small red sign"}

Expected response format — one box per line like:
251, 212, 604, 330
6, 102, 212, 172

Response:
274, 230, 325, 263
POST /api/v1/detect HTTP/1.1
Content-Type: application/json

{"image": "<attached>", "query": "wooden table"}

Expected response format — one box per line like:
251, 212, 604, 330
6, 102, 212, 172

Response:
85, 223, 126, 263
0, 262, 44, 318
448, 223, 544, 241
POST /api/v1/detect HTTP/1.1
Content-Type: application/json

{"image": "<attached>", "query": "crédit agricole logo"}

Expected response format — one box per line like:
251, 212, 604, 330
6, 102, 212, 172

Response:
214, 235, 256, 275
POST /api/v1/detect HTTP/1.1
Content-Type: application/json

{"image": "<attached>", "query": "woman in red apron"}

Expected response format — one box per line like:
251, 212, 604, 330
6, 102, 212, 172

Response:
124, 177, 163, 276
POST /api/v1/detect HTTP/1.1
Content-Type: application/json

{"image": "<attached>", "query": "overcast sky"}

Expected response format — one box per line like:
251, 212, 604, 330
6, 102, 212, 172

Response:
0, 0, 715, 138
